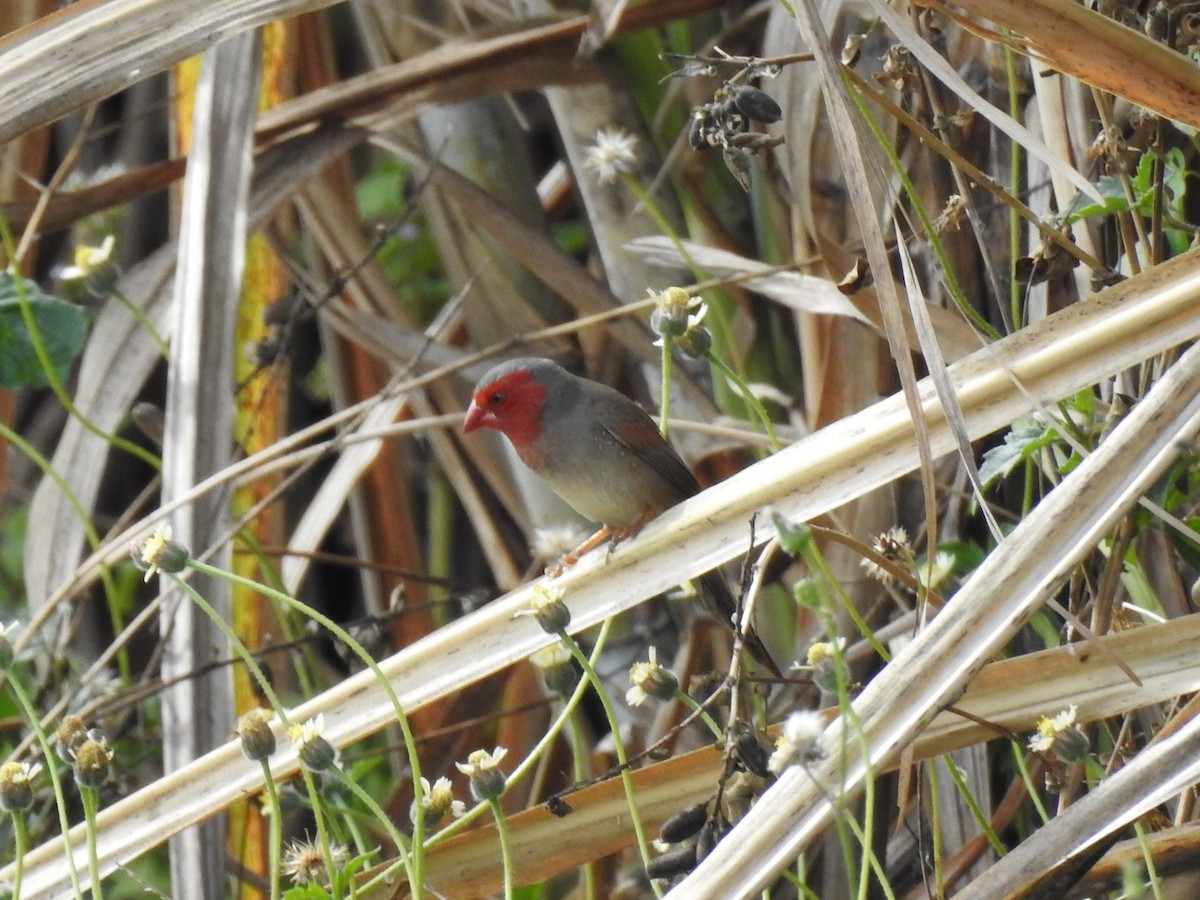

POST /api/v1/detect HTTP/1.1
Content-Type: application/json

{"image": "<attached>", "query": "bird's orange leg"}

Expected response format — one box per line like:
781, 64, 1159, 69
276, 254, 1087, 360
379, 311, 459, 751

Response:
546, 526, 613, 577
604, 507, 656, 559
545, 507, 657, 576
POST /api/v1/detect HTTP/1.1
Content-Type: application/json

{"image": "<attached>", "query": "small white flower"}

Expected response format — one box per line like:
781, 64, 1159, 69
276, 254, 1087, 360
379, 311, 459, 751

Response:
626, 646, 677, 706
768, 710, 825, 775
132, 523, 187, 582
805, 637, 846, 666
0, 759, 42, 812
289, 714, 324, 746
456, 746, 507, 777
516, 584, 571, 632
288, 714, 339, 770
583, 127, 639, 184
918, 551, 957, 590
59, 235, 115, 282
1029, 704, 1077, 753
413, 775, 466, 824
457, 746, 509, 801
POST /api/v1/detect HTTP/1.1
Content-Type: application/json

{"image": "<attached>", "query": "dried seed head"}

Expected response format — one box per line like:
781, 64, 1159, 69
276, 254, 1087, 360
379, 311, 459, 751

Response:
730, 85, 782, 124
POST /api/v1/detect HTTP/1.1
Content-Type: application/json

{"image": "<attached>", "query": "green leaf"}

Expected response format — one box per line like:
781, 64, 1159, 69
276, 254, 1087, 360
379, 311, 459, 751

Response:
979, 417, 1059, 488
1170, 516, 1200, 572
772, 510, 813, 555
1063, 175, 1135, 224
0, 272, 91, 388
1064, 146, 1188, 226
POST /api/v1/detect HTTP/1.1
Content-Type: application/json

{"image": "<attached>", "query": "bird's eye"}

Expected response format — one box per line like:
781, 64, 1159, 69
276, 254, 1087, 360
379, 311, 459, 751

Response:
488, 391, 505, 406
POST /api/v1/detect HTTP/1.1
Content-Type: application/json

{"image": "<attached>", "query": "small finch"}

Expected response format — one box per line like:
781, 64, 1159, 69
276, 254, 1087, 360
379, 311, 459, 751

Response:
464, 357, 781, 676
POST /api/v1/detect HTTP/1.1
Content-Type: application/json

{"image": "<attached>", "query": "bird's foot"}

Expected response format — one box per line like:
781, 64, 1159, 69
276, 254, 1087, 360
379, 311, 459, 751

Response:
604, 508, 655, 561
545, 525, 614, 578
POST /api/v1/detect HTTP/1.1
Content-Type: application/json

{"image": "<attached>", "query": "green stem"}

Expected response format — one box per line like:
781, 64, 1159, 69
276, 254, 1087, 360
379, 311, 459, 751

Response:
940, 753, 1005, 855
799, 541, 890, 662
674, 689, 724, 741
705, 351, 781, 452
329, 765, 411, 864
624, 177, 692, 267
927, 758, 944, 898
166, 573, 286, 715
835, 660, 888, 900
258, 760, 283, 900
0, 222, 162, 472
111, 286, 169, 357
186, 560, 424, 895
488, 797, 515, 900
10, 810, 27, 900
420, 621, 617, 854
301, 766, 341, 900
6, 676, 82, 897
165, 574, 339, 893
80, 785, 104, 900
1011, 742, 1050, 824
558, 628, 661, 897
0, 421, 131, 684
841, 72, 1001, 342
565, 709, 597, 900
659, 335, 673, 439
1134, 819, 1165, 900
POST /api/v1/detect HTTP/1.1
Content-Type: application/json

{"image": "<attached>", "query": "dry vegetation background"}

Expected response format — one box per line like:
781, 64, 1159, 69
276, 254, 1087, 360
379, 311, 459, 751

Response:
2, 0, 1200, 897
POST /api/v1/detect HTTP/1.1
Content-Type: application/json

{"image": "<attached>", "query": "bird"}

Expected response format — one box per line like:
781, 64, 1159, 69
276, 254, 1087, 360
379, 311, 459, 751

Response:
463, 356, 782, 677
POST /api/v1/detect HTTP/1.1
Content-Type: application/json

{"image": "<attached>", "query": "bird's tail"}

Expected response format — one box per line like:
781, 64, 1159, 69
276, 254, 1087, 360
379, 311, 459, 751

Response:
695, 570, 784, 678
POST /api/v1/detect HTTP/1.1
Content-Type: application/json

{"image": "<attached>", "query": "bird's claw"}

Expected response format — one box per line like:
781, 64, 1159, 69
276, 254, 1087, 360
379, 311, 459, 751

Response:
545, 552, 579, 579
604, 530, 630, 561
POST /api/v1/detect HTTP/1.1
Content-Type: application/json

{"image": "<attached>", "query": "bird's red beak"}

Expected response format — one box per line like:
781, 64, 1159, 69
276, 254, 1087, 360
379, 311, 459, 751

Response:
463, 399, 496, 433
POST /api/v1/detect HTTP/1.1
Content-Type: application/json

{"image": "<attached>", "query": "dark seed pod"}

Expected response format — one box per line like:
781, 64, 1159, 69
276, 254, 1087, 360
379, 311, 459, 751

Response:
695, 820, 727, 864
545, 795, 573, 817
646, 843, 698, 880
734, 728, 772, 779
731, 85, 782, 123
659, 802, 708, 844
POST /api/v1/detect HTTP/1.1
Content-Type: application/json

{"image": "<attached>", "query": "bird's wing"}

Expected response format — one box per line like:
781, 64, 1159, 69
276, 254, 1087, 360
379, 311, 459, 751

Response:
604, 416, 702, 501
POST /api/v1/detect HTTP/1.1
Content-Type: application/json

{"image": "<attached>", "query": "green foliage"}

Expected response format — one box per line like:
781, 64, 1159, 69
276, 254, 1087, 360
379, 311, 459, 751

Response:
981, 391, 1099, 490
772, 510, 813, 555
354, 157, 450, 325
0, 502, 26, 605
0, 273, 91, 389
979, 416, 1062, 489
1065, 147, 1191, 254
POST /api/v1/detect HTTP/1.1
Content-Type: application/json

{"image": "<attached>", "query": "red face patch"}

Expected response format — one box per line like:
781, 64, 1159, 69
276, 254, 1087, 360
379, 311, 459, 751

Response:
465, 368, 549, 450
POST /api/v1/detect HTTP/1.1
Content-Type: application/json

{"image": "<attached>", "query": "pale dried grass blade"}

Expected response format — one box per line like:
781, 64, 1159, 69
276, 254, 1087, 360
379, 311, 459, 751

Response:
158, 31, 260, 897
871, 0, 1102, 203
23, 247, 174, 607
0, 0, 339, 145
919, 0, 1200, 130
668, 308, 1200, 897
959, 711, 1200, 896
7, 238, 1200, 893
629, 235, 870, 322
